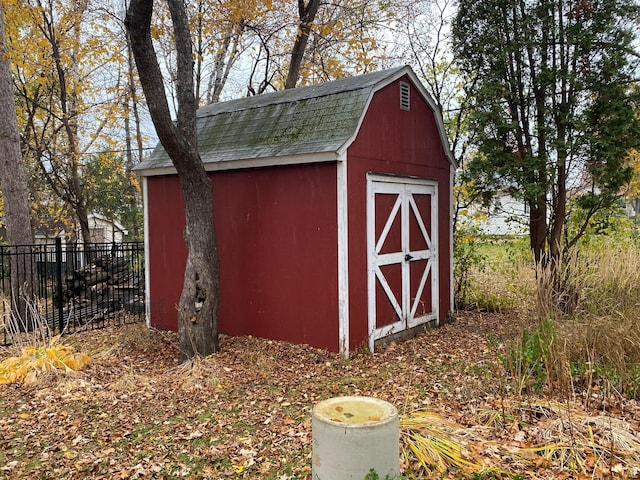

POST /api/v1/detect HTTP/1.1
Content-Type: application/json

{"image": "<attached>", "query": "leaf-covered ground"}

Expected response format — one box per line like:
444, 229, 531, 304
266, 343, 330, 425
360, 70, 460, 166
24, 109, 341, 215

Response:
1, 312, 638, 479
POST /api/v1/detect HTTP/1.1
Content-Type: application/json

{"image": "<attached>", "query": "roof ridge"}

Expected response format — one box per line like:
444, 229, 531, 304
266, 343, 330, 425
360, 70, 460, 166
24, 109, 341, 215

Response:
134, 65, 457, 174
197, 66, 407, 118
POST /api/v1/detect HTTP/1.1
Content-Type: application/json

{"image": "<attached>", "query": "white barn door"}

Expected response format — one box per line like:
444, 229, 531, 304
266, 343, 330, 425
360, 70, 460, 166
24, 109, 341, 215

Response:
367, 174, 438, 351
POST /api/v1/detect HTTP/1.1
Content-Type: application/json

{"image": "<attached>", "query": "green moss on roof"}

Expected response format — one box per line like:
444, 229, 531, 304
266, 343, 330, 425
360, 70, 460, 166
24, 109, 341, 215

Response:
136, 67, 407, 171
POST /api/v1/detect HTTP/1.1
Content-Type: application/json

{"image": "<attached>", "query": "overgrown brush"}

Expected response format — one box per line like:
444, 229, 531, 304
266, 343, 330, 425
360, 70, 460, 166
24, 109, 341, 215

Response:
479, 400, 640, 478
558, 315, 640, 400
455, 235, 535, 312
2, 294, 53, 347
501, 239, 640, 399
400, 402, 640, 478
497, 318, 562, 395
453, 223, 487, 309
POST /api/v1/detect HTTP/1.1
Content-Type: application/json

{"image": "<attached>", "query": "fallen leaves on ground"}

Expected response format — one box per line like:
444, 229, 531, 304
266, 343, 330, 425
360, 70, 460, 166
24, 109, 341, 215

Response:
0, 311, 638, 479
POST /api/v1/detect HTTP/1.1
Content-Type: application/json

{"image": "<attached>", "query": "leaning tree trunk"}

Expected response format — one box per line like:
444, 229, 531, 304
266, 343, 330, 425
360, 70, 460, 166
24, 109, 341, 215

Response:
0, 4, 34, 331
126, 0, 220, 360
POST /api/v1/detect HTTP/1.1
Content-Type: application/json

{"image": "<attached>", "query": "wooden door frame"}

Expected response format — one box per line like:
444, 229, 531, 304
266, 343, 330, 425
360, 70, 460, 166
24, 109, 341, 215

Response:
366, 173, 438, 352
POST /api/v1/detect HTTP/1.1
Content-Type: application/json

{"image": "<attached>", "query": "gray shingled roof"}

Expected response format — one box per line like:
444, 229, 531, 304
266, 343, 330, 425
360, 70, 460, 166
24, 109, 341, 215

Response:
135, 67, 409, 172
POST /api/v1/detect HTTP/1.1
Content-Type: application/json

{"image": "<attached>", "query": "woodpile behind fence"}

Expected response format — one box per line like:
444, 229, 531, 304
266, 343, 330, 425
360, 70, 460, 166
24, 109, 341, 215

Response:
57, 254, 144, 315
1, 241, 145, 345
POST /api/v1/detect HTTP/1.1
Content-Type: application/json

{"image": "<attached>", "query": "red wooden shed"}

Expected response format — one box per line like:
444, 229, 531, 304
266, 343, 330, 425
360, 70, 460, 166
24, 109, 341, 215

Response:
135, 66, 455, 356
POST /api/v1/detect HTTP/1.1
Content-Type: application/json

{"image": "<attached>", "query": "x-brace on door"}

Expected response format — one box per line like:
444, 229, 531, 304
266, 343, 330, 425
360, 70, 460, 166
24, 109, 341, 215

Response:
367, 174, 438, 351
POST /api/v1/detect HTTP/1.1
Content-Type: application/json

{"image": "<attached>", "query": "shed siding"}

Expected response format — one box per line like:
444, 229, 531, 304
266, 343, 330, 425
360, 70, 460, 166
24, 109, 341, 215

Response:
346, 76, 452, 350
146, 163, 340, 351
146, 176, 187, 331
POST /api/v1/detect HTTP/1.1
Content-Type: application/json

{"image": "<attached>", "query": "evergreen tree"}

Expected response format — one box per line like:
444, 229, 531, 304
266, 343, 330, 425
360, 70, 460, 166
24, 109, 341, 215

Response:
453, 0, 640, 264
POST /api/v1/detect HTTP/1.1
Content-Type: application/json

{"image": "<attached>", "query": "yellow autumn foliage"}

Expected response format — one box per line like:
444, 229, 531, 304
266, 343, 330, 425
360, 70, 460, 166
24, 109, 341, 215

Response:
0, 336, 91, 385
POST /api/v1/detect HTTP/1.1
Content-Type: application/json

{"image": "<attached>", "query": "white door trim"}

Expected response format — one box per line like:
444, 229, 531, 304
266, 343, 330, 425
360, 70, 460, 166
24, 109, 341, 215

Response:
337, 158, 349, 358
142, 176, 151, 328
367, 174, 438, 351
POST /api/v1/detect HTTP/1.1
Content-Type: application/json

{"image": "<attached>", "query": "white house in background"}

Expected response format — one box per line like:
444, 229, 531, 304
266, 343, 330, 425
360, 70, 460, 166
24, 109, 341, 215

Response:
465, 193, 529, 236
84, 213, 128, 243
32, 214, 128, 273
627, 197, 640, 222
34, 213, 128, 245
470, 193, 640, 236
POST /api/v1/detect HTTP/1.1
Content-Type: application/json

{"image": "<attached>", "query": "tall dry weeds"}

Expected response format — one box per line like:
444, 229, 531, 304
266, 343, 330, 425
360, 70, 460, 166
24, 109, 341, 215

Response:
531, 240, 640, 399
472, 237, 640, 399
465, 238, 538, 313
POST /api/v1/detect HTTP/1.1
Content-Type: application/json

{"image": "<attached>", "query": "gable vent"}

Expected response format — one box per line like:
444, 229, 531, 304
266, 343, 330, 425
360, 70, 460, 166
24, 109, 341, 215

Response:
399, 81, 410, 111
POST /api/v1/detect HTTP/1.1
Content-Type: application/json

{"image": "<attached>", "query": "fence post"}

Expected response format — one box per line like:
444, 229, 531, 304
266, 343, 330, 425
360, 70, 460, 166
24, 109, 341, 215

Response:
1, 247, 6, 345
55, 237, 64, 334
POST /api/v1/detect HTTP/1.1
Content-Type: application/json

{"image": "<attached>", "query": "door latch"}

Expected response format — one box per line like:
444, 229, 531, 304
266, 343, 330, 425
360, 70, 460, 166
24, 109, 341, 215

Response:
404, 254, 413, 262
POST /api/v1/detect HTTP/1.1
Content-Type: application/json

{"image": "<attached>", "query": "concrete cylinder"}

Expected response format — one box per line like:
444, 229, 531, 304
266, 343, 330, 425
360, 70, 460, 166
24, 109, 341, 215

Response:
312, 396, 400, 480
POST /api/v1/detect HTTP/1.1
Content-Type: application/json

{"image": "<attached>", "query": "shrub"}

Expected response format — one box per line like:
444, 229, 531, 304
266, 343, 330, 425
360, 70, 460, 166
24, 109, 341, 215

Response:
0, 336, 91, 384
453, 223, 487, 308
499, 318, 558, 395
0, 295, 91, 384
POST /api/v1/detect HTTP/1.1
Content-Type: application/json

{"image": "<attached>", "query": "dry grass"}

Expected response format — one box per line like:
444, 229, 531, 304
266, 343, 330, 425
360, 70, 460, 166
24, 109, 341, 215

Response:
537, 241, 640, 399
464, 238, 537, 313
400, 398, 640, 479
400, 410, 484, 474
0, 295, 92, 384
480, 399, 640, 477
463, 237, 640, 399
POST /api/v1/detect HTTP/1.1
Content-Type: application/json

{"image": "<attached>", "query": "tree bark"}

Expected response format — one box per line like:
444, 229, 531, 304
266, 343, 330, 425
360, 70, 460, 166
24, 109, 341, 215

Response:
529, 201, 547, 265
126, 0, 220, 360
0, 5, 31, 246
284, 0, 321, 89
0, 3, 34, 329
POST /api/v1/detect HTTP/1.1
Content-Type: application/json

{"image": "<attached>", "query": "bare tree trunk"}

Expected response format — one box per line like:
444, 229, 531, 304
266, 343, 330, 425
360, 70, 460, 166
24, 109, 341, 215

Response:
284, 0, 321, 89
0, 3, 34, 330
529, 200, 547, 265
207, 26, 241, 104
126, 0, 219, 360
549, 157, 566, 262
44, 4, 91, 253
125, 28, 144, 239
